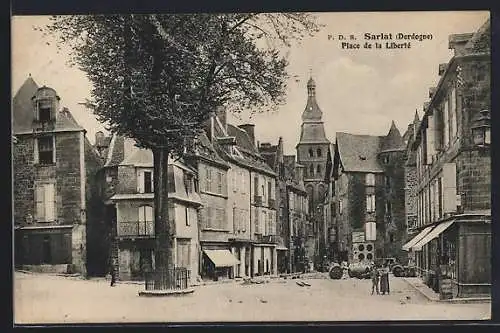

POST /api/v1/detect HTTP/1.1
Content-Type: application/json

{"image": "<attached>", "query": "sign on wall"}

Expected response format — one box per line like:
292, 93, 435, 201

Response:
352, 231, 365, 243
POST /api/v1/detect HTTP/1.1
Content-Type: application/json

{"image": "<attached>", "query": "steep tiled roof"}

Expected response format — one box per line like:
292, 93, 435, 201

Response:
259, 144, 278, 171
380, 121, 405, 153
121, 139, 153, 167
104, 135, 125, 167
13, 77, 38, 133
227, 124, 257, 154
196, 132, 228, 166
299, 122, 330, 144
336, 132, 384, 173
12, 78, 84, 134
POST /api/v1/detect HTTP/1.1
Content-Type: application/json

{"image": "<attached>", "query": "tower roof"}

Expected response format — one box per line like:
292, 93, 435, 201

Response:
380, 121, 405, 153
298, 76, 329, 145
301, 76, 323, 122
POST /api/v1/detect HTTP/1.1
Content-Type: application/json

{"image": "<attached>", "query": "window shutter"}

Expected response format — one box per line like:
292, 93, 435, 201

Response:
254, 208, 260, 234
45, 183, 55, 221
138, 206, 145, 222
137, 169, 144, 193
34, 138, 39, 164
150, 171, 154, 193
52, 136, 56, 164
35, 184, 45, 221
442, 163, 457, 214
426, 115, 436, 163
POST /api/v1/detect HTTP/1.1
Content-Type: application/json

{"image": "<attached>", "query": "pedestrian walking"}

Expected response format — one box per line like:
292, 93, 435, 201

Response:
109, 256, 117, 287
370, 265, 380, 295
379, 264, 390, 295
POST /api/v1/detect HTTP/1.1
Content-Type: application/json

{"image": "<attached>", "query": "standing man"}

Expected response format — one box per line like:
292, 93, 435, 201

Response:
370, 265, 380, 295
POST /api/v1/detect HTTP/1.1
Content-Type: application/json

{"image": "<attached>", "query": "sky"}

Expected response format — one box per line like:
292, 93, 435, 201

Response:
12, 11, 490, 155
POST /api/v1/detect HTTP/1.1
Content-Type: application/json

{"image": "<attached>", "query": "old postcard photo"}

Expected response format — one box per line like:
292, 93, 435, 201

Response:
12, 11, 491, 323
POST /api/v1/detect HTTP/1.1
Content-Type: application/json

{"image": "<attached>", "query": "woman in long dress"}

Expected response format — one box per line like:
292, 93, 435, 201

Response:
379, 264, 390, 295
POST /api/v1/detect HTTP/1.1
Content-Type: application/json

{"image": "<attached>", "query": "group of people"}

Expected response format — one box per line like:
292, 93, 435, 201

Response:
370, 264, 390, 295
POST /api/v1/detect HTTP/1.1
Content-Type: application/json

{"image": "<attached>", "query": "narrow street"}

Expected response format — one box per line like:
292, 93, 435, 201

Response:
14, 272, 491, 323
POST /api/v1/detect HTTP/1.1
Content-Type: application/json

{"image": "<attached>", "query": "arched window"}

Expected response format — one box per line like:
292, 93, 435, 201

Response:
309, 164, 314, 176
317, 164, 322, 174
308, 148, 314, 157
317, 148, 322, 157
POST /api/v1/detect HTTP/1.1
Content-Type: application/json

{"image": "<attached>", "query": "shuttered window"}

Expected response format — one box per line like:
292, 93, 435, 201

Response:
35, 183, 56, 222
35, 136, 55, 165
442, 163, 457, 214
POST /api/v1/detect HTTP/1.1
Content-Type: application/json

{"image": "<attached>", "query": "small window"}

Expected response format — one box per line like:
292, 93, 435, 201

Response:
38, 136, 54, 164
144, 171, 153, 193
367, 253, 373, 260
358, 244, 365, 251
309, 164, 314, 176
309, 148, 314, 157
358, 253, 365, 260
366, 244, 373, 252
317, 148, 322, 157
383, 155, 390, 164
317, 164, 321, 174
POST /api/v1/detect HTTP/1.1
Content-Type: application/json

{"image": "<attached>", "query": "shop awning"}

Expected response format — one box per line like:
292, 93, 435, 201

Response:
412, 220, 455, 252
401, 225, 435, 251
203, 250, 240, 267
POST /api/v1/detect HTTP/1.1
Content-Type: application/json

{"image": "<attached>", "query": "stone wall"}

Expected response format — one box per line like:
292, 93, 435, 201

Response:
13, 135, 35, 225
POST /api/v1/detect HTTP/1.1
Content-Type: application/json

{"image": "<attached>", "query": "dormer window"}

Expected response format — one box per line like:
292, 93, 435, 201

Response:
32, 87, 60, 123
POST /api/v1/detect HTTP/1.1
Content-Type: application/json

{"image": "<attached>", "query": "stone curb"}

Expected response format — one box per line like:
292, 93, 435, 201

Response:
402, 277, 491, 304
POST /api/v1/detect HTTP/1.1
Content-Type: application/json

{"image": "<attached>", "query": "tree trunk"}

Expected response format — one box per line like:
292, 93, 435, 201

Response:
153, 147, 174, 274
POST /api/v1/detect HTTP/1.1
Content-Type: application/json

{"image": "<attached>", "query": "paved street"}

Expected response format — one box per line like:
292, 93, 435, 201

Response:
14, 272, 490, 323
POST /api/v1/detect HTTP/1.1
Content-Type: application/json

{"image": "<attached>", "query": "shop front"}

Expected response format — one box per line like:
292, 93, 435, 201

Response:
404, 215, 491, 299
201, 247, 240, 281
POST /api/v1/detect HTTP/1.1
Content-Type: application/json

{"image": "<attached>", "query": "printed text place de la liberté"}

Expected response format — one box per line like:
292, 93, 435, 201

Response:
331, 32, 434, 50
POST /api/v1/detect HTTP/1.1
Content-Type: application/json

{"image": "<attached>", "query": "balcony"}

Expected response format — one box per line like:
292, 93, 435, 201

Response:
118, 221, 154, 238
254, 195, 263, 207
268, 198, 276, 209
256, 234, 278, 244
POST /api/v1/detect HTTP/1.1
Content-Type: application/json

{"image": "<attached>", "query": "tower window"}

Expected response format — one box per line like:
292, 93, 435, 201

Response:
36, 98, 55, 122
317, 148, 322, 157
37, 136, 55, 164
309, 164, 314, 176
309, 148, 314, 157
317, 164, 321, 174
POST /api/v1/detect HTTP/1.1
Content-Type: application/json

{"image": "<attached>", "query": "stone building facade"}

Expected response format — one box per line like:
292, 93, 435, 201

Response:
402, 19, 491, 299
97, 135, 202, 282
329, 121, 408, 265
296, 77, 331, 268
13, 77, 102, 275
259, 138, 310, 273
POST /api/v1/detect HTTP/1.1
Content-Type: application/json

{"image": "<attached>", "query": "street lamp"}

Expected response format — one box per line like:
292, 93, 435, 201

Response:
471, 109, 491, 147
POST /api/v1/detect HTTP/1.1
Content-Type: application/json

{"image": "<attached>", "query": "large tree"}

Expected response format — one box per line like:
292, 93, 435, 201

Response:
44, 13, 321, 280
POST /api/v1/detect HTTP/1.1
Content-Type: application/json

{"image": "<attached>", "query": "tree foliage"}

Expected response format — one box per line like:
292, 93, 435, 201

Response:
44, 13, 321, 154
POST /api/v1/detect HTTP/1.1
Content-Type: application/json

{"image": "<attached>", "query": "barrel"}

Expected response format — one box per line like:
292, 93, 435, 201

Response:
329, 264, 343, 280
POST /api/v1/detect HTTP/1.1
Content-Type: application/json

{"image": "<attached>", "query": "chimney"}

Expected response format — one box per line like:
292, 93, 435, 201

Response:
239, 124, 255, 146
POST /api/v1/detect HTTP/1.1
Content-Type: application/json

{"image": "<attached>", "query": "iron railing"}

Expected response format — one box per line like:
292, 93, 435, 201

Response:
117, 221, 154, 237
144, 268, 190, 291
